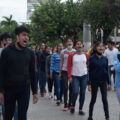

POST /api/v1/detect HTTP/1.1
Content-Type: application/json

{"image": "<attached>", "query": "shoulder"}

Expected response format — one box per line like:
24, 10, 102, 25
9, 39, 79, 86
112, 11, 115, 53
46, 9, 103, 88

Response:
61, 49, 67, 54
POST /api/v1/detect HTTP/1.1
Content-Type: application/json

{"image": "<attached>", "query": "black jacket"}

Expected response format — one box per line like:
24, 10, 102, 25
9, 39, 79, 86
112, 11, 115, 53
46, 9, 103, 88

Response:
0, 43, 37, 94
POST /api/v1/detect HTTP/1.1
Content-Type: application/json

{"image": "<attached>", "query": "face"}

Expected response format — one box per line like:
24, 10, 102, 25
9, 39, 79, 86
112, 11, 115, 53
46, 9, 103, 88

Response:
96, 43, 104, 54
52, 48, 56, 54
46, 47, 50, 54
66, 39, 73, 47
17, 32, 29, 47
75, 42, 83, 50
41, 43, 45, 50
6, 38, 12, 45
107, 43, 113, 50
58, 44, 63, 51
31, 47, 36, 52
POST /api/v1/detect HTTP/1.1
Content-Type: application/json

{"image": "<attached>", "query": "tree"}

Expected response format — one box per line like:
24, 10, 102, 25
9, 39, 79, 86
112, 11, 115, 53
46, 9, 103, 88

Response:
81, 0, 120, 43
1, 15, 17, 27
31, 0, 83, 45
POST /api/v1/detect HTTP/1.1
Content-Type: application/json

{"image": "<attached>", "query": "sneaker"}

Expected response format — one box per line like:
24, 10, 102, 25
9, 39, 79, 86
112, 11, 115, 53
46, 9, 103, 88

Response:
106, 118, 109, 120
63, 105, 68, 111
70, 107, 75, 114
54, 96, 57, 101
48, 93, 53, 99
68, 104, 72, 109
44, 89, 47, 94
88, 117, 93, 120
56, 100, 60, 106
79, 111, 85, 115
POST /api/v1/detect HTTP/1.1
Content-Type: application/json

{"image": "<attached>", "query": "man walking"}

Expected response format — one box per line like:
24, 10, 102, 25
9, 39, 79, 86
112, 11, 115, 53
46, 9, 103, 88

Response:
0, 26, 38, 120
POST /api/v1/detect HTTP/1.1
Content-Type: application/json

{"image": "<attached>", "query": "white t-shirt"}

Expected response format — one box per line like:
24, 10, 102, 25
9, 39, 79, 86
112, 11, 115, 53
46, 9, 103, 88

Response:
0, 48, 3, 56
104, 48, 118, 66
72, 54, 87, 77
61, 48, 76, 71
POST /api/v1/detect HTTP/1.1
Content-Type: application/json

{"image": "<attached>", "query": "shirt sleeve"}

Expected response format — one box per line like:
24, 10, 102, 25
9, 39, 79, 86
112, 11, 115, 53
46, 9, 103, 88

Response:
113, 56, 120, 72
67, 53, 73, 78
50, 54, 55, 74
0, 49, 8, 93
29, 51, 37, 95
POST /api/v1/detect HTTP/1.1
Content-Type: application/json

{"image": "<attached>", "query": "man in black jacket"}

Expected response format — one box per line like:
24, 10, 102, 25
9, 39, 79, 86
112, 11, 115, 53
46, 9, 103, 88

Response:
0, 26, 38, 120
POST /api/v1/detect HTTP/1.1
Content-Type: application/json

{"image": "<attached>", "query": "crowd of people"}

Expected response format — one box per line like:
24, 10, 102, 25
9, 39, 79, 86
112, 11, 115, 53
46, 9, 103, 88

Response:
0, 26, 120, 120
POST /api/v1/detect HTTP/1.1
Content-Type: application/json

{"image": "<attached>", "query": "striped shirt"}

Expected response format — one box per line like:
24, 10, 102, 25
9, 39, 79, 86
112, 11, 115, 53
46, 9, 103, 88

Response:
50, 53, 61, 74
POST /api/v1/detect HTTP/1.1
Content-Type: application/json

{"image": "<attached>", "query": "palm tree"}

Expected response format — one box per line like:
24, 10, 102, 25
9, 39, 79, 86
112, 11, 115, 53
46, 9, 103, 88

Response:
1, 15, 18, 27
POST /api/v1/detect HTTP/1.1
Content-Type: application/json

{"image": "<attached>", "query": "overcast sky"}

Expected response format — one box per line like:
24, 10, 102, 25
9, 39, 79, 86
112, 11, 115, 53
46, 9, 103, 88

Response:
0, 0, 27, 23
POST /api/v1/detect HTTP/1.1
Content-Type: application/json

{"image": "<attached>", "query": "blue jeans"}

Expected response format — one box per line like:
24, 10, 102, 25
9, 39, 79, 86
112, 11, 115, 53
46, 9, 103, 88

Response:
116, 88, 120, 120
53, 71, 63, 100
37, 67, 41, 91
72, 75, 88, 110
39, 71, 47, 94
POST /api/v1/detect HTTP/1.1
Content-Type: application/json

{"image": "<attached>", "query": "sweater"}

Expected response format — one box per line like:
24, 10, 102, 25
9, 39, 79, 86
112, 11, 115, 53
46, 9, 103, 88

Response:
0, 43, 37, 94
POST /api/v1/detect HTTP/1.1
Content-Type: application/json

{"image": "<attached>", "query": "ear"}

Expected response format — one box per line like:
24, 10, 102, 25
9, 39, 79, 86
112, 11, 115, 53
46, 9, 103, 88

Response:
16, 35, 19, 42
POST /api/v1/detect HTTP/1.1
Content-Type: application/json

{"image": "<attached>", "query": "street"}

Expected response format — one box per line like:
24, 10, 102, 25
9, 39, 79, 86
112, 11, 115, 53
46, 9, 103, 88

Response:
28, 90, 119, 120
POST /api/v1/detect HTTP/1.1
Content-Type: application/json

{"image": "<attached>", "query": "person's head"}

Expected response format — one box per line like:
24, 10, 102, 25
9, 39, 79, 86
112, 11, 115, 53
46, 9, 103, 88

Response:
40, 43, 45, 51
36, 45, 40, 51
0, 32, 12, 48
66, 38, 73, 49
107, 41, 115, 50
31, 46, 36, 52
45, 46, 50, 54
75, 41, 83, 51
93, 42, 104, 56
57, 43, 63, 53
52, 47, 57, 54
15, 26, 30, 48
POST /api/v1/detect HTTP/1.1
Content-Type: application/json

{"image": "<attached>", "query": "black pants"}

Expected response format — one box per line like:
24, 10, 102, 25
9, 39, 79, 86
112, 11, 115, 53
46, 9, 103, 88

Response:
4, 85, 30, 120
48, 77, 54, 93
61, 71, 72, 106
89, 82, 109, 119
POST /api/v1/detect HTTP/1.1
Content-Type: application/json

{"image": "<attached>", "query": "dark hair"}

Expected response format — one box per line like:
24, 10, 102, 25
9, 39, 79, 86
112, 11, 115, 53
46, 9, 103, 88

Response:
107, 41, 115, 45
91, 41, 102, 56
15, 26, 30, 35
67, 38, 73, 42
0, 32, 11, 41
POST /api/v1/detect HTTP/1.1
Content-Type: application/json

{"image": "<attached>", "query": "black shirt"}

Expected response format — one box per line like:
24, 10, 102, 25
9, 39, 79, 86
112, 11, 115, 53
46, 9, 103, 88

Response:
0, 43, 37, 94
88, 54, 110, 85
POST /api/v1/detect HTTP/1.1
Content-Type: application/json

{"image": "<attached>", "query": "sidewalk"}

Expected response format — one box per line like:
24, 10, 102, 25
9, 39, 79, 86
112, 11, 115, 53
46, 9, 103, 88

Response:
28, 90, 119, 120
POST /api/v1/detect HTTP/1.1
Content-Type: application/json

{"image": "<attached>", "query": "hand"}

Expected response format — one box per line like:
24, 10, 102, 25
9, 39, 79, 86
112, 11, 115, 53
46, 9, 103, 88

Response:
47, 74, 49, 78
69, 77, 72, 83
50, 74, 53, 79
0, 93, 3, 105
108, 85, 111, 91
33, 94, 38, 104
88, 85, 91, 91
59, 73, 61, 80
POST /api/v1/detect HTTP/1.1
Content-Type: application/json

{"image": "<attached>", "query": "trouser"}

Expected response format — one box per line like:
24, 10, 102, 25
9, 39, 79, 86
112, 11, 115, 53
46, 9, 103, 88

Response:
89, 82, 109, 119
116, 88, 120, 120
4, 85, 30, 120
2, 104, 18, 120
72, 75, 88, 110
40, 71, 47, 94
53, 71, 63, 100
61, 71, 72, 106
108, 65, 115, 85
47, 76, 53, 93
37, 67, 42, 91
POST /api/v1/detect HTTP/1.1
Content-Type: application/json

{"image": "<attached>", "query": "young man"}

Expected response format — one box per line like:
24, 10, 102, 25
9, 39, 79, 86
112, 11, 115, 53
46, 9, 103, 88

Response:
104, 41, 118, 88
67, 41, 89, 115
59, 38, 76, 111
0, 26, 38, 120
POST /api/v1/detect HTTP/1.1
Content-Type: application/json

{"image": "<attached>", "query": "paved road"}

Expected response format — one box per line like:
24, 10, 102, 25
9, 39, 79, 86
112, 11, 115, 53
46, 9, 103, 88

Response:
28, 90, 119, 120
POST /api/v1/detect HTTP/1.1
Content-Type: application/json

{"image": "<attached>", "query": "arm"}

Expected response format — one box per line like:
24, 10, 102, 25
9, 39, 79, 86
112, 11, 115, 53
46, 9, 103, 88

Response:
50, 54, 55, 75
113, 56, 120, 72
85, 53, 89, 66
29, 52, 37, 95
46, 56, 49, 75
67, 53, 73, 78
106, 59, 111, 85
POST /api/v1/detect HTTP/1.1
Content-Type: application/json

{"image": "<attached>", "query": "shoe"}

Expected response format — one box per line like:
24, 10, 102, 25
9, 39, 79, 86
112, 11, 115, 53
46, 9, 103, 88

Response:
41, 93, 44, 97
56, 100, 60, 106
106, 118, 109, 120
70, 107, 75, 114
63, 105, 68, 111
44, 89, 47, 94
68, 104, 72, 109
54, 96, 57, 101
79, 111, 85, 115
88, 117, 93, 120
48, 93, 53, 99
